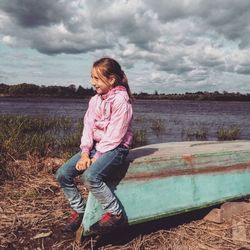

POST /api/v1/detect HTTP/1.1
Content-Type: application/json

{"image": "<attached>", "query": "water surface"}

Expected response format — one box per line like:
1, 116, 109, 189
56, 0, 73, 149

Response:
1, 97, 250, 144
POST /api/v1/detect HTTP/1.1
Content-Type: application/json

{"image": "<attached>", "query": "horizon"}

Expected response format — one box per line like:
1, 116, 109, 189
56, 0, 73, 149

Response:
1, 82, 250, 96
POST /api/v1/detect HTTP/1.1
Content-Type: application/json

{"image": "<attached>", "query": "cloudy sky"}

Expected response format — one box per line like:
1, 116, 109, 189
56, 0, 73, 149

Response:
0, 0, 250, 94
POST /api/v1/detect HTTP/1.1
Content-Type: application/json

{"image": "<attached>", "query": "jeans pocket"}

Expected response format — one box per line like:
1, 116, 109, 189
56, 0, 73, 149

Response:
117, 147, 129, 164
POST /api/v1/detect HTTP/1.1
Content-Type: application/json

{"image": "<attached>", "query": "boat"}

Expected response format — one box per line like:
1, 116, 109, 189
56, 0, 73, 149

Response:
76, 140, 250, 240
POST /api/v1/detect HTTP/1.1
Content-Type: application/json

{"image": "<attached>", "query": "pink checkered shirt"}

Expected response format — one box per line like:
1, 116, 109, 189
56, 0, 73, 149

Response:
80, 86, 133, 159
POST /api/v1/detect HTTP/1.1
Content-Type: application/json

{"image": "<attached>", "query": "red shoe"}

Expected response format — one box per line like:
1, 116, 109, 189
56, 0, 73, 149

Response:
90, 212, 125, 234
64, 211, 84, 233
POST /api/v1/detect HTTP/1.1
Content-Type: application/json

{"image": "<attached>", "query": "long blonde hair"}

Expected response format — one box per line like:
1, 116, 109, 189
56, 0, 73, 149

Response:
92, 57, 133, 101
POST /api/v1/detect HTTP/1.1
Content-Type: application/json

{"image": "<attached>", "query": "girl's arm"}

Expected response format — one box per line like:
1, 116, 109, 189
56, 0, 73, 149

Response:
80, 96, 96, 155
94, 95, 133, 159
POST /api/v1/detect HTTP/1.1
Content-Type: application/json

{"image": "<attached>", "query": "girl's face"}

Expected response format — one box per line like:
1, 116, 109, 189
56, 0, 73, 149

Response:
91, 67, 114, 95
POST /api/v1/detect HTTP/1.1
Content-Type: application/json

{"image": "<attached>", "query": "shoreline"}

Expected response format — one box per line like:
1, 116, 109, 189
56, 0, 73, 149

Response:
1, 95, 250, 102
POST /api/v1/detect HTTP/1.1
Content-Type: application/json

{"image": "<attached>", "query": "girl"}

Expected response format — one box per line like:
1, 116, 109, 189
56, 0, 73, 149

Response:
56, 57, 133, 234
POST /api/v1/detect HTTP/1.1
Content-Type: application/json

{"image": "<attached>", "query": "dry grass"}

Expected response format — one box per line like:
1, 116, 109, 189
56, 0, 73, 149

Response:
1, 157, 250, 250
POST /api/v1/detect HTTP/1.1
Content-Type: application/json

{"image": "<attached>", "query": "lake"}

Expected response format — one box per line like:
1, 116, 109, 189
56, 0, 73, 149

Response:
1, 97, 250, 145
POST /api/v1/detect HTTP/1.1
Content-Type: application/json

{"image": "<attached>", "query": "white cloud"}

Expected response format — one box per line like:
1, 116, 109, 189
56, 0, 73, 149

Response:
2, 35, 17, 46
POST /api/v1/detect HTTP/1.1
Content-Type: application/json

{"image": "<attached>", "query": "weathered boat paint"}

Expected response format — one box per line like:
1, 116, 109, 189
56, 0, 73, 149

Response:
80, 140, 250, 236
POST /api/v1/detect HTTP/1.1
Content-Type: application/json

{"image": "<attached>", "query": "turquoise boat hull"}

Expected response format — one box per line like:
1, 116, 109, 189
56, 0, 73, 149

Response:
81, 141, 250, 236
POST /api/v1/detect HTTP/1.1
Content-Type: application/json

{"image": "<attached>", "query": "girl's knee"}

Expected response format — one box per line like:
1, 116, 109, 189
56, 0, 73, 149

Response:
55, 166, 66, 183
81, 170, 99, 187
81, 171, 90, 185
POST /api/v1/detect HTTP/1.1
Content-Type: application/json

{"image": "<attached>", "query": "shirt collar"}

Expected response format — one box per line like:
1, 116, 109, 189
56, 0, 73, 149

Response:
100, 85, 126, 100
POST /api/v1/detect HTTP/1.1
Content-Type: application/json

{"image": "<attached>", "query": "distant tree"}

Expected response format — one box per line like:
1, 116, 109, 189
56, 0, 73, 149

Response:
8, 83, 40, 95
0, 83, 9, 94
69, 84, 76, 91
76, 86, 87, 97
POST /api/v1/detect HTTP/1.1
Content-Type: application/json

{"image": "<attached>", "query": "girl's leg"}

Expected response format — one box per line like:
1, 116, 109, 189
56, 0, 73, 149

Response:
81, 146, 129, 215
56, 152, 86, 214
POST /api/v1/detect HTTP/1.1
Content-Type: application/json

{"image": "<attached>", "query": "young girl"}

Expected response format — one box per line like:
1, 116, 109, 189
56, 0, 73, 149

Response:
56, 57, 133, 233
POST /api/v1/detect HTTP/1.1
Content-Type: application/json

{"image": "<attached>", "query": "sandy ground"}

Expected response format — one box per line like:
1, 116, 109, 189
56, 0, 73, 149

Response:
1, 157, 250, 250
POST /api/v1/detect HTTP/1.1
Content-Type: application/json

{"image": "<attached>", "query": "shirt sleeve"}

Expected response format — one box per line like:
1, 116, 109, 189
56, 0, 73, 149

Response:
80, 96, 96, 154
94, 95, 133, 159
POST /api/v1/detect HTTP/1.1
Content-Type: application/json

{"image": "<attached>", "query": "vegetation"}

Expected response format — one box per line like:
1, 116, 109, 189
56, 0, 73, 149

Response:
0, 113, 244, 180
133, 129, 147, 147
182, 127, 208, 141
1, 83, 250, 101
217, 126, 241, 141
151, 119, 165, 134
0, 83, 95, 98
0, 115, 149, 179
134, 91, 250, 101
0, 115, 83, 179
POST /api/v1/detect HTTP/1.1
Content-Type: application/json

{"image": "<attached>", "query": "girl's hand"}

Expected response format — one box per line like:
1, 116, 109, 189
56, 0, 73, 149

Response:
76, 153, 91, 171
91, 157, 97, 164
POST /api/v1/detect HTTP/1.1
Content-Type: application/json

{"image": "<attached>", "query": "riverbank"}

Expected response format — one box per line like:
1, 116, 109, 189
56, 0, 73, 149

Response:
1, 156, 250, 249
1, 110, 250, 248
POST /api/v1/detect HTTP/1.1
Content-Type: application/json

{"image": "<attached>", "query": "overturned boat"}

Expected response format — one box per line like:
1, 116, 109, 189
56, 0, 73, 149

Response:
77, 140, 250, 239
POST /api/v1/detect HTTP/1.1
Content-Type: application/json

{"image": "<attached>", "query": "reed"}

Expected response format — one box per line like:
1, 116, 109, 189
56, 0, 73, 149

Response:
151, 119, 165, 134
133, 129, 147, 147
217, 126, 241, 141
182, 127, 208, 141
134, 115, 146, 123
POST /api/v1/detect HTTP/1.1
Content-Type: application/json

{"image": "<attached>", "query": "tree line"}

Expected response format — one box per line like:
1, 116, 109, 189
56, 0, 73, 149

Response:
0, 83, 95, 98
1, 83, 250, 101
134, 90, 250, 101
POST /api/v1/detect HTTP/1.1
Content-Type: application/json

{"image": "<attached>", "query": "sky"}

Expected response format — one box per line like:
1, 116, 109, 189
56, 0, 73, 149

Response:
0, 0, 250, 94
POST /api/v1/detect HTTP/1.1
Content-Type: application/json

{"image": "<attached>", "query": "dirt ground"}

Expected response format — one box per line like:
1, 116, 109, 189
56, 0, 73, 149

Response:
1, 157, 250, 250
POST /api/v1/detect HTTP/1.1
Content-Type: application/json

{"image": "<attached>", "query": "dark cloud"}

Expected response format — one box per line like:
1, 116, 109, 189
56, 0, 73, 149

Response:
185, 69, 209, 82
144, 0, 196, 22
194, 53, 225, 68
0, 0, 114, 54
201, 1, 250, 49
31, 32, 112, 55
157, 63, 194, 75
144, 0, 250, 48
86, 2, 161, 49
235, 66, 250, 75
0, 0, 72, 28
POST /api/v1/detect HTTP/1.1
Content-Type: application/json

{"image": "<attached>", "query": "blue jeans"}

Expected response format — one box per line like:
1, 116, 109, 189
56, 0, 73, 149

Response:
56, 145, 129, 215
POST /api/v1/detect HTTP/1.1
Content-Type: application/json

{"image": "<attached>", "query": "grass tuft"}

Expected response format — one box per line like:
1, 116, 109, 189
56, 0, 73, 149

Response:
182, 127, 208, 141
217, 126, 241, 141
151, 119, 165, 134
133, 129, 147, 147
